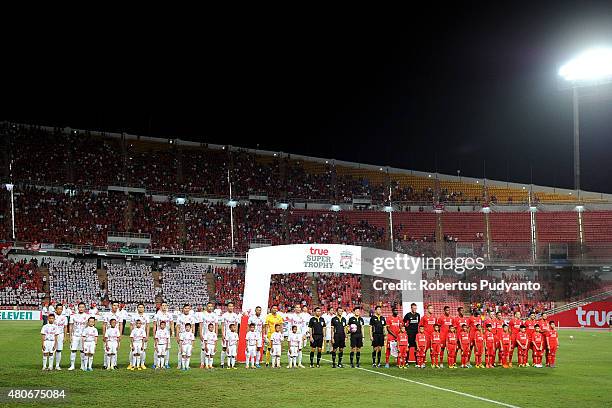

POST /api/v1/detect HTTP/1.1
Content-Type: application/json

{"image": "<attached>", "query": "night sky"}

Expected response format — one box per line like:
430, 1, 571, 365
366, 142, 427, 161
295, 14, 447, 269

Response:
3, 3, 612, 192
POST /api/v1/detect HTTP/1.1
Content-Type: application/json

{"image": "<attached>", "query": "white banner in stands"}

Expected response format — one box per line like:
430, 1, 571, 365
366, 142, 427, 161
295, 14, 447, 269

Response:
242, 244, 423, 316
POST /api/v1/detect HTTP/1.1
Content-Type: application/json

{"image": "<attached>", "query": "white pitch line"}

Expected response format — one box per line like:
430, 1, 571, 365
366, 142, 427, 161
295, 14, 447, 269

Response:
321, 359, 521, 408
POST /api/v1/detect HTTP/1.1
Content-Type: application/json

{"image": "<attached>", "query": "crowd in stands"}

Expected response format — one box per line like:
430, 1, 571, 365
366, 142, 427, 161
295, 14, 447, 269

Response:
564, 273, 609, 302
2, 124, 458, 203
212, 265, 245, 310
105, 263, 156, 311
268, 273, 313, 310
0, 256, 43, 306
287, 210, 385, 246
316, 273, 361, 311
14, 187, 126, 247
161, 263, 210, 309
48, 260, 101, 307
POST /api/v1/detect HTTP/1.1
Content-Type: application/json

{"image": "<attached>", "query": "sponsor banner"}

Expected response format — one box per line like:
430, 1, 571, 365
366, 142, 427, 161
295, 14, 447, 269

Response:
550, 298, 612, 328
40, 243, 55, 250
0, 310, 42, 321
25, 242, 41, 251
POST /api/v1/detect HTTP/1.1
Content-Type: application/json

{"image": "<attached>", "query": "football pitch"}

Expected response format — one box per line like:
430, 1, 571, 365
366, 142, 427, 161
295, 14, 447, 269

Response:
0, 323, 610, 407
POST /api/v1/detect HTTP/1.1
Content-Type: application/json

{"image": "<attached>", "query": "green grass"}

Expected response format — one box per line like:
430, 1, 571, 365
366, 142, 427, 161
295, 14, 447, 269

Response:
0, 323, 611, 407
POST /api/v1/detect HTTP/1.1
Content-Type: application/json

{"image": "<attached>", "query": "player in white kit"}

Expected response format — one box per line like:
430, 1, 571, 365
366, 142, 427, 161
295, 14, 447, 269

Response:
179, 323, 195, 370
154, 320, 171, 369
270, 324, 284, 368
225, 323, 239, 369
153, 301, 174, 368
248, 306, 265, 367
220, 302, 240, 369
293, 304, 309, 367
129, 303, 149, 369
81, 317, 98, 371
104, 318, 121, 370
129, 319, 147, 370
288, 325, 303, 368
200, 302, 218, 368
68, 302, 90, 371
102, 301, 122, 369
175, 304, 196, 369
41, 313, 59, 370
245, 323, 259, 369
53, 304, 68, 370
203, 323, 218, 369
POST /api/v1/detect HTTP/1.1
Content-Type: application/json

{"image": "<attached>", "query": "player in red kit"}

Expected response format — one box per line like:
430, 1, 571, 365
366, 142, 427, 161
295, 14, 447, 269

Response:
453, 306, 470, 333
385, 308, 402, 368
437, 306, 453, 367
508, 311, 523, 367
430, 324, 442, 368
473, 323, 485, 368
494, 312, 505, 365
415, 325, 427, 368
546, 321, 559, 368
516, 325, 529, 367
459, 324, 472, 368
524, 312, 537, 339
468, 311, 481, 344
445, 325, 458, 368
484, 323, 496, 368
537, 312, 551, 366
524, 312, 537, 366
418, 304, 437, 363
397, 325, 409, 368
499, 324, 512, 368
531, 325, 545, 368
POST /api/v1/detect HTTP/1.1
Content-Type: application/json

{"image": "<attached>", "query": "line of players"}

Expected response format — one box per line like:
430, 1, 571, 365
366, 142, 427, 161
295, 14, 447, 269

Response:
40, 300, 244, 371
40, 300, 559, 371
412, 304, 560, 369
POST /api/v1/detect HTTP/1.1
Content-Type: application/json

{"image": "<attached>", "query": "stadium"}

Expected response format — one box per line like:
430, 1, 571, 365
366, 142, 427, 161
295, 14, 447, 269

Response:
2, 6, 612, 408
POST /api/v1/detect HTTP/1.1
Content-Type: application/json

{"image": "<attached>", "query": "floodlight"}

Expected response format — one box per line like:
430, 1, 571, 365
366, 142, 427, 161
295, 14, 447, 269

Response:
4, 183, 13, 192
575, 205, 585, 212
227, 199, 238, 208
175, 197, 186, 205
277, 202, 289, 210
559, 47, 612, 82
330, 205, 341, 212
383, 205, 393, 213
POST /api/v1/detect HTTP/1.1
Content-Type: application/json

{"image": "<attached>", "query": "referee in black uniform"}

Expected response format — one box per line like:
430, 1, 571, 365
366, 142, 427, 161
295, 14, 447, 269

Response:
348, 307, 365, 368
370, 305, 387, 367
403, 302, 420, 350
330, 306, 347, 368
308, 307, 326, 367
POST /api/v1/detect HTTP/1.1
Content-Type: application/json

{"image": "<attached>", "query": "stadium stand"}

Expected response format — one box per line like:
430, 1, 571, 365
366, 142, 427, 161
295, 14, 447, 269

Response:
315, 273, 361, 311
583, 211, 612, 242
48, 260, 101, 307
14, 187, 126, 247
442, 212, 486, 243
536, 212, 579, 243
213, 265, 245, 310
0, 256, 43, 307
161, 263, 210, 309
268, 273, 313, 311
105, 263, 156, 312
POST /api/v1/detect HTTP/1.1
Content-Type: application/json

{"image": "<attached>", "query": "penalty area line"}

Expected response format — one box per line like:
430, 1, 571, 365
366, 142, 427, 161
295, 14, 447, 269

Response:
321, 359, 521, 408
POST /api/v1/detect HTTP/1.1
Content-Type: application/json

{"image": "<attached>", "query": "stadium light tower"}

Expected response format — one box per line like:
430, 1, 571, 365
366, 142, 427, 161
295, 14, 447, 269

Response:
558, 47, 612, 193
4, 183, 15, 240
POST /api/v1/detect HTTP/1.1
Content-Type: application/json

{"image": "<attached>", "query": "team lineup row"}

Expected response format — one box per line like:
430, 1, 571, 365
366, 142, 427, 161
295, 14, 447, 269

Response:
39, 301, 560, 371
